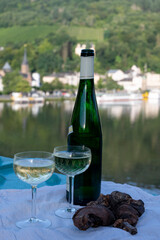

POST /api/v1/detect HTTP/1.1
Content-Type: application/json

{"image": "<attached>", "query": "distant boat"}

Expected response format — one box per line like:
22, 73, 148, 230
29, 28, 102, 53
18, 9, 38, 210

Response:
96, 92, 143, 104
11, 92, 44, 103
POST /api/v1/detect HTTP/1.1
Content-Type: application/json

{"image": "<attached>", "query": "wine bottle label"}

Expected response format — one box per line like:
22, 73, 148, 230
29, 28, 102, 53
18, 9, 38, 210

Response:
68, 125, 73, 134
80, 56, 94, 80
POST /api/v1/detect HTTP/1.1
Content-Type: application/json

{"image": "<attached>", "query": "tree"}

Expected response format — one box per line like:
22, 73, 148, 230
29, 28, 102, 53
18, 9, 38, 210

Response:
52, 78, 63, 90
41, 78, 65, 92
36, 51, 62, 75
15, 80, 31, 93
37, 39, 53, 54
2, 71, 31, 94
105, 78, 123, 91
40, 82, 53, 93
96, 76, 123, 91
96, 78, 105, 90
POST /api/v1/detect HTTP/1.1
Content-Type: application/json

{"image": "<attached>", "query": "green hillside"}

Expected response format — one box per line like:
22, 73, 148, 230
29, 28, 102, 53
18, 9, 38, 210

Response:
0, 0, 160, 74
0, 25, 103, 45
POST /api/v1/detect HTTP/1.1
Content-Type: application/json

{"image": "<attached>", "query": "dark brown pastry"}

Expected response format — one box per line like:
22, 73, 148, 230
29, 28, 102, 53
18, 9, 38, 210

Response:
73, 205, 115, 230
73, 191, 145, 235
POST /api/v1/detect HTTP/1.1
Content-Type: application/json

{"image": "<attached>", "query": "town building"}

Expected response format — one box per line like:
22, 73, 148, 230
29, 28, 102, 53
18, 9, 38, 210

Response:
3, 62, 12, 73
0, 48, 41, 90
32, 72, 41, 88
0, 62, 12, 92
43, 71, 103, 86
75, 43, 95, 56
0, 70, 5, 77
108, 69, 126, 81
107, 65, 144, 92
0, 76, 3, 92
145, 72, 160, 90
43, 72, 79, 86
20, 48, 32, 84
20, 48, 40, 87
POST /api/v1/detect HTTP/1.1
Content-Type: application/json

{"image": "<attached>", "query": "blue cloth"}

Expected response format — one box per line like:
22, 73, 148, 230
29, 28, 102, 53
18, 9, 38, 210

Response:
0, 156, 66, 189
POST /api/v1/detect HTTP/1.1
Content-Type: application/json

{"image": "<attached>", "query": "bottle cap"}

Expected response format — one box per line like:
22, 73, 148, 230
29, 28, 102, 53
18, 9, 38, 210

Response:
81, 49, 94, 57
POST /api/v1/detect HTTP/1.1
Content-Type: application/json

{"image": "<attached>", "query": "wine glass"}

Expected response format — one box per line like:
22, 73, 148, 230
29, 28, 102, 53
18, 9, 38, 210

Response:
53, 145, 91, 219
13, 151, 55, 228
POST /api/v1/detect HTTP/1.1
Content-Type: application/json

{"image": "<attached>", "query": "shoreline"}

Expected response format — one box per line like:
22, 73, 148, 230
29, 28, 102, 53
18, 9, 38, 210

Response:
0, 95, 75, 103
0, 95, 11, 102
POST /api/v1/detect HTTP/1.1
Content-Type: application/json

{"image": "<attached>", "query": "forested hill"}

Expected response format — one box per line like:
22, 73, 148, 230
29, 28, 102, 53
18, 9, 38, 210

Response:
0, 0, 160, 74
0, 0, 160, 27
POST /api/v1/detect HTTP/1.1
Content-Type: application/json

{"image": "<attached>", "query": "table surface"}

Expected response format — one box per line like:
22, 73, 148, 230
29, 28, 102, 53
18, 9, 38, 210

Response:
0, 156, 160, 240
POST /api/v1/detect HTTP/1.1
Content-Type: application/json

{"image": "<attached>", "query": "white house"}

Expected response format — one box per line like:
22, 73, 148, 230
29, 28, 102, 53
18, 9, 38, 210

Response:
43, 71, 103, 86
75, 43, 95, 56
131, 65, 141, 76
75, 44, 87, 56
145, 72, 160, 89
107, 69, 127, 81
0, 76, 4, 92
32, 72, 41, 88
107, 66, 143, 92
43, 72, 79, 86
132, 75, 143, 89
118, 76, 143, 92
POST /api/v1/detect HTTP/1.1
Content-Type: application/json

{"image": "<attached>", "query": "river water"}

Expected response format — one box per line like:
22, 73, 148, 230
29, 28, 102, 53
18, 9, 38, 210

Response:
1, 99, 160, 195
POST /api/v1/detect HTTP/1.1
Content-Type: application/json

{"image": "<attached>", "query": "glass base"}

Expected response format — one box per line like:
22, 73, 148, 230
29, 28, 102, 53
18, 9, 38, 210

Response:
55, 207, 76, 219
16, 217, 51, 228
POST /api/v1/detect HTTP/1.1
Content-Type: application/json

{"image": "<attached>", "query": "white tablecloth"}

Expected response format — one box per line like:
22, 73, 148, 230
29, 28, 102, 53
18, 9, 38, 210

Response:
0, 181, 160, 240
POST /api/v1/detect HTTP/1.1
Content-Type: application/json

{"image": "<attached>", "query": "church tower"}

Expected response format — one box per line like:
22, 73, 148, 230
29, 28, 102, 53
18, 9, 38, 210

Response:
21, 48, 32, 84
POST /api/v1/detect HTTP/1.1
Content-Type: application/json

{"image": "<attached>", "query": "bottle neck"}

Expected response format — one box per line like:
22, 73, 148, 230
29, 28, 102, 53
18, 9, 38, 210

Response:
80, 56, 94, 80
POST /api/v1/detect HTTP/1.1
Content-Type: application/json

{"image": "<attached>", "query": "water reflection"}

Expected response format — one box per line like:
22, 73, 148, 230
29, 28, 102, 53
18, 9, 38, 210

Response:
98, 100, 160, 121
0, 100, 160, 194
0, 103, 4, 116
6, 99, 160, 121
10, 102, 44, 116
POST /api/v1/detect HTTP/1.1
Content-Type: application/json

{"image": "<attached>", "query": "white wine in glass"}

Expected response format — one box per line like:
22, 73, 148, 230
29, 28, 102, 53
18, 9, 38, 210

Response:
54, 145, 91, 219
13, 151, 55, 228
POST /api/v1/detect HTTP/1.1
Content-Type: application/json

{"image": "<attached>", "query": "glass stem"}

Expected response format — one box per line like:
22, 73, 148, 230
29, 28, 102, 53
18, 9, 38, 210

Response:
69, 176, 74, 210
31, 186, 37, 220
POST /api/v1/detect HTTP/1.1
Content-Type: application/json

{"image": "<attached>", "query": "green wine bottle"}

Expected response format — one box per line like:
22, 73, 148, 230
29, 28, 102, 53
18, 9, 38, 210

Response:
67, 49, 102, 206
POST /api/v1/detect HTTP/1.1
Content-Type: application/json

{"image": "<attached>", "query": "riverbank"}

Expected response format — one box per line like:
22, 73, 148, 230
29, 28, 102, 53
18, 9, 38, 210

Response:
0, 95, 75, 102
45, 96, 75, 101
0, 95, 11, 102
